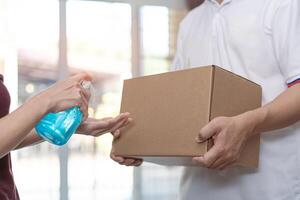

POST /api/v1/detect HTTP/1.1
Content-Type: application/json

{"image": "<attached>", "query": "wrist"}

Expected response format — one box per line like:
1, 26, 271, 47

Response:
28, 93, 51, 116
243, 108, 268, 137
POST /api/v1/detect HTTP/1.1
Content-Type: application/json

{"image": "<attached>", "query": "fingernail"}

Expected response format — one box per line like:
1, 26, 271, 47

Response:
117, 157, 124, 163
195, 135, 205, 143
115, 130, 121, 137
125, 118, 132, 125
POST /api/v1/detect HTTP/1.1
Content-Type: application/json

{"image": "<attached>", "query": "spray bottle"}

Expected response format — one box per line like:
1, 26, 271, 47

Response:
35, 81, 91, 146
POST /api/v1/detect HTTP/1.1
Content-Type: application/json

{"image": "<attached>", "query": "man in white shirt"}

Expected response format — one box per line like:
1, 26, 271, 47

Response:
111, 0, 300, 199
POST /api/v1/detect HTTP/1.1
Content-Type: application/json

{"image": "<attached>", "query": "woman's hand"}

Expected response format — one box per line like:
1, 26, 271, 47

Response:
192, 111, 260, 170
76, 113, 131, 137
110, 123, 143, 167
77, 113, 143, 166
33, 73, 92, 120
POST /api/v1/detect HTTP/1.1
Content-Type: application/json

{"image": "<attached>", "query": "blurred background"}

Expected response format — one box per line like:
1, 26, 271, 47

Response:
0, 0, 202, 199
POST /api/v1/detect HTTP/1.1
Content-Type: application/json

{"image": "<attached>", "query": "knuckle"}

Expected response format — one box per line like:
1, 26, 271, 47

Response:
227, 151, 234, 158
214, 117, 227, 126
214, 117, 223, 123
202, 160, 209, 167
79, 72, 88, 77
76, 87, 82, 93
232, 153, 240, 162
76, 93, 82, 99
228, 151, 238, 161
211, 118, 219, 127
86, 91, 91, 97
74, 82, 81, 88
203, 159, 210, 167
217, 146, 226, 155
73, 88, 81, 96
76, 100, 81, 106
232, 156, 239, 162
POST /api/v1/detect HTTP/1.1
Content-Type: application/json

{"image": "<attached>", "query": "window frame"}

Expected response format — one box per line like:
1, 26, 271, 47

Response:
58, 1, 186, 200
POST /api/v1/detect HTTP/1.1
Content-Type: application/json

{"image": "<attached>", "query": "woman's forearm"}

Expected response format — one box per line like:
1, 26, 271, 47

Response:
14, 129, 44, 150
247, 84, 300, 135
0, 73, 92, 158
0, 96, 48, 158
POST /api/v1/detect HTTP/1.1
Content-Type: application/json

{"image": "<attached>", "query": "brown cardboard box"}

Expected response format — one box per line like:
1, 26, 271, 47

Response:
113, 66, 262, 168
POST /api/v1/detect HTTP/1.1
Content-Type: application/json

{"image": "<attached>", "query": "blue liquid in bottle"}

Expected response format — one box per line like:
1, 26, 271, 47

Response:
35, 81, 90, 146
35, 107, 83, 146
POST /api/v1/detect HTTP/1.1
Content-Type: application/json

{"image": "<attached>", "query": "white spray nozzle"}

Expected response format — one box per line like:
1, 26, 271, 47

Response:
81, 80, 96, 108
81, 81, 91, 90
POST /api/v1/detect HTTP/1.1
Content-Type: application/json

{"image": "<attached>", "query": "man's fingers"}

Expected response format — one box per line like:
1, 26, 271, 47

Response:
210, 156, 228, 169
124, 159, 136, 166
193, 145, 223, 167
217, 160, 236, 170
132, 159, 143, 166
110, 150, 125, 163
197, 119, 223, 143
110, 150, 141, 167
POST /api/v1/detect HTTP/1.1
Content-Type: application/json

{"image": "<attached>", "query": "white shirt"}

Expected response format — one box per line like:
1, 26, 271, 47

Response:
172, 0, 300, 199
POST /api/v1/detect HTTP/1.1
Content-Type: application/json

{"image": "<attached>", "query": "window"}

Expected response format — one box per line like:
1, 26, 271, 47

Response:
141, 6, 170, 75
66, 1, 133, 199
136, 5, 187, 200
1, 0, 187, 199
11, 0, 60, 199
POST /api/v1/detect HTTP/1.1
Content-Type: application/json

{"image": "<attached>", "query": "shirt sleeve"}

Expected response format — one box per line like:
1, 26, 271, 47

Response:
272, 0, 300, 87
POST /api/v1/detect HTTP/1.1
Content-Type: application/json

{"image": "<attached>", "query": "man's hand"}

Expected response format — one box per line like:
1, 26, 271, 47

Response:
193, 111, 260, 170
76, 113, 131, 137
110, 128, 143, 167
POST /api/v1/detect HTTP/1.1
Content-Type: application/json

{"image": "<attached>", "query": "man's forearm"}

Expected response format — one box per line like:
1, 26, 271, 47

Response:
14, 129, 44, 150
247, 84, 300, 135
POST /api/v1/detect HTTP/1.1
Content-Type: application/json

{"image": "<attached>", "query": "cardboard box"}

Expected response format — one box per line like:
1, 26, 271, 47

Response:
113, 66, 262, 168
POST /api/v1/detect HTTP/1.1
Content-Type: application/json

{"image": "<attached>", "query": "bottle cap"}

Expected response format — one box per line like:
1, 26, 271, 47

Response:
81, 80, 91, 90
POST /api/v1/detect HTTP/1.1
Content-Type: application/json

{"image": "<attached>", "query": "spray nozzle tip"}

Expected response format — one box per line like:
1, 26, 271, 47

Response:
81, 81, 91, 90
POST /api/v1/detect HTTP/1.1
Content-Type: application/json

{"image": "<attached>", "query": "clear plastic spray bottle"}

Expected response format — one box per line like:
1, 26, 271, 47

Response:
35, 81, 91, 146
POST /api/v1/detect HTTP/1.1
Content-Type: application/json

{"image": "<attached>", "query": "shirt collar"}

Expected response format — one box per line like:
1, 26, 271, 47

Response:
207, 0, 232, 6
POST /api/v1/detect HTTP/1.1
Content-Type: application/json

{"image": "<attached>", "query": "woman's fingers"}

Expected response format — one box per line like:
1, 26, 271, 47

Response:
79, 91, 89, 121
68, 81, 90, 121
71, 72, 93, 83
90, 113, 130, 134
89, 116, 130, 136
109, 116, 131, 133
